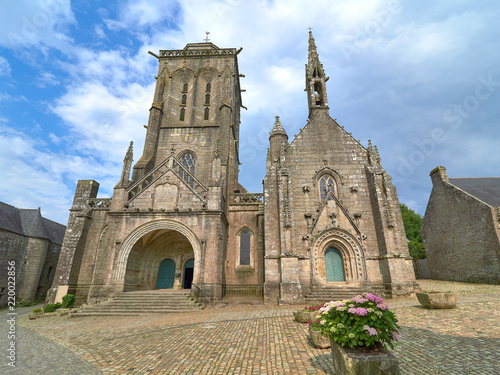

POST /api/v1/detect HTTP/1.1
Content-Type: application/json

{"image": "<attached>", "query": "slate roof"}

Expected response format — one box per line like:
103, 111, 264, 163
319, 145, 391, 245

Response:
449, 177, 500, 207
0, 202, 66, 245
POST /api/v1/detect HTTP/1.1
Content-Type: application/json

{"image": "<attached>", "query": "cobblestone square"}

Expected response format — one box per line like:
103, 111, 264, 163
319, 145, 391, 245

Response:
2, 281, 499, 374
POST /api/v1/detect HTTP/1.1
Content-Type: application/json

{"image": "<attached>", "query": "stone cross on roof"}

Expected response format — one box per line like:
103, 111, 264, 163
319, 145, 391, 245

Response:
204, 31, 210, 43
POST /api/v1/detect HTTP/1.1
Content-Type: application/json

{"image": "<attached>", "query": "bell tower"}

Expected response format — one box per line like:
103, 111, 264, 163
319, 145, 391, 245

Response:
131, 42, 244, 198
305, 31, 329, 118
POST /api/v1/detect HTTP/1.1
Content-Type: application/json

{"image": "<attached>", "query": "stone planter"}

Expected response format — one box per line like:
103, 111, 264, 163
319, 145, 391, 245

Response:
293, 310, 316, 323
309, 325, 330, 348
28, 312, 40, 320
330, 339, 400, 375
416, 292, 457, 309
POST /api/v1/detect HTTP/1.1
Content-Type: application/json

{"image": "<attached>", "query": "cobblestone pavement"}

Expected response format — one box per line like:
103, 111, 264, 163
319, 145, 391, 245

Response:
2, 280, 499, 375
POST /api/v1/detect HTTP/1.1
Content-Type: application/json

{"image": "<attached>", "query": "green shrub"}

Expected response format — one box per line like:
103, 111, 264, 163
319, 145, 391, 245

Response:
44, 304, 58, 313
21, 300, 33, 307
32, 308, 42, 313
55, 302, 62, 308
61, 294, 75, 308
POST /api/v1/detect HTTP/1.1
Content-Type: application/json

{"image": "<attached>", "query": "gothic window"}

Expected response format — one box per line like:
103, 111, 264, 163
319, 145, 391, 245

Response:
206, 82, 211, 92
182, 83, 188, 92
181, 94, 187, 105
179, 152, 195, 187
179, 108, 185, 121
204, 107, 209, 120
239, 231, 251, 265
319, 175, 335, 200
205, 93, 210, 105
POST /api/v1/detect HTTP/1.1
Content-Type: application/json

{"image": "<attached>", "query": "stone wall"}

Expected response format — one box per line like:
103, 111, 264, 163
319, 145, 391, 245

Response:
0, 229, 62, 307
421, 167, 500, 284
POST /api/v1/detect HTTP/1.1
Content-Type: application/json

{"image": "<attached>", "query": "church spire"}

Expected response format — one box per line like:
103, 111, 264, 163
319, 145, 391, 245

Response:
119, 141, 134, 187
269, 116, 287, 138
305, 30, 329, 118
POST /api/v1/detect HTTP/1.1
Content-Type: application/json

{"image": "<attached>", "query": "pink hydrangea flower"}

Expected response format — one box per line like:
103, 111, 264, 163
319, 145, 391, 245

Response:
365, 293, 384, 304
392, 332, 399, 340
348, 307, 357, 314
355, 307, 368, 316
351, 295, 368, 304
376, 303, 389, 310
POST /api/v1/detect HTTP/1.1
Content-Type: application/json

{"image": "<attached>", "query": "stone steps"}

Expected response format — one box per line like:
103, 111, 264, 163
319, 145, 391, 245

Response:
73, 290, 204, 316
304, 287, 365, 304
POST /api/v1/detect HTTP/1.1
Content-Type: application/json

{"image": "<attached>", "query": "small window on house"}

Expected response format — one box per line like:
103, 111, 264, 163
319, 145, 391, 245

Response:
181, 94, 187, 105
182, 83, 188, 92
204, 107, 209, 120
180, 108, 185, 121
205, 94, 210, 105
206, 82, 211, 92
240, 232, 251, 265
319, 175, 335, 200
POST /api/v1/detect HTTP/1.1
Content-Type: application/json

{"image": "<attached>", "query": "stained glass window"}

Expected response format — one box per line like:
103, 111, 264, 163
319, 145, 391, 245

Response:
320, 175, 335, 200
179, 152, 195, 187
240, 232, 251, 265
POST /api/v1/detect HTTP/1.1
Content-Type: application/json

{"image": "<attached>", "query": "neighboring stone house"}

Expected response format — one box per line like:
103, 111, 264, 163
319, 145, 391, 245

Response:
48, 32, 416, 305
421, 166, 500, 284
0, 202, 65, 307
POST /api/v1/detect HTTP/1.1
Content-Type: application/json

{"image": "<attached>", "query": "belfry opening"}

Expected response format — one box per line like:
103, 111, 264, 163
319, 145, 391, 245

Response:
124, 229, 195, 291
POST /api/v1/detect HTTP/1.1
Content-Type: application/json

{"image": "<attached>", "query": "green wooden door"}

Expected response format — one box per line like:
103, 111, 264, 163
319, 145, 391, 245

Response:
325, 247, 345, 282
156, 258, 175, 289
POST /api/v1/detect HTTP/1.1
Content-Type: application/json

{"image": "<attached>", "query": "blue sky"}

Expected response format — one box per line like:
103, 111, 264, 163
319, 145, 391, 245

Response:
0, 0, 499, 224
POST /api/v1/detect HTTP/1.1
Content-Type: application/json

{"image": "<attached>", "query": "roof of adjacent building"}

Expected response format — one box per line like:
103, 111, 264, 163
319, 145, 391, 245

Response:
0, 202, 66, 245
449, 177, 500, 207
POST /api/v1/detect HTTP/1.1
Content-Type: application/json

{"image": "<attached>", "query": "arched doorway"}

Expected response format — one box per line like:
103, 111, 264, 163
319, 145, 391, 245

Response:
123, 228, 195, 291
325, 247, 345, 282
157, 258, 176, 289
183, 258, 194, 289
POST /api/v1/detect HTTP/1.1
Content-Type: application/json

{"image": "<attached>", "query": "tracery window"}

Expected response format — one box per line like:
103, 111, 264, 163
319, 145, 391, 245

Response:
205, 93, 210, 105
319, 175, 335, 200
206, 82, 211, 92
204, 107, 209, 120
182, 83, 188, 92
239, 231, 251, 265
179, 108, 185, 121
179, 152, 196, 187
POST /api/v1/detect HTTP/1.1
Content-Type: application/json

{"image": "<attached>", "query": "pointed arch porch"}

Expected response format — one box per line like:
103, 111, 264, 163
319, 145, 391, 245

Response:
111, 219, 202, 291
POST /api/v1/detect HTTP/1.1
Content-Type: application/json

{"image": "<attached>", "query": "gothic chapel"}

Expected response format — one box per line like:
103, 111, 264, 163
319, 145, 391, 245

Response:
48, 32, 416, 306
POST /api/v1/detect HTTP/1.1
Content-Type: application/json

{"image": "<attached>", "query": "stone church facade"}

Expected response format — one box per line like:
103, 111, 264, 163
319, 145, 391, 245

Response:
48, 33, 416, 305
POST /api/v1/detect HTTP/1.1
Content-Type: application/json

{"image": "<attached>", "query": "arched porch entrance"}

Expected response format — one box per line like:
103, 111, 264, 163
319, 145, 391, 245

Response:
113, 220, 201, 293
123, 228, 195, 291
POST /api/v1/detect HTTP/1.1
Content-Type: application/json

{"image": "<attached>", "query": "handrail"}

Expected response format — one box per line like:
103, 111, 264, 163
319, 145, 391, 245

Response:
191, 283, 207, 307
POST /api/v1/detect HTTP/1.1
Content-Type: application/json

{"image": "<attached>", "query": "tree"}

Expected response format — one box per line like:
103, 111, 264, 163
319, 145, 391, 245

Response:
400, 203, 426, 260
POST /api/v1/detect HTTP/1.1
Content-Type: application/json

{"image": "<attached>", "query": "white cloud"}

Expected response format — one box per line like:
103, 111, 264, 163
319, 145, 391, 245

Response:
104, 0, 180, 30
51, 80, 151, 162
94, 24, 106, 39
0, 0, 76, 51
0, 56, 11, 76
36, 71, 60, 87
